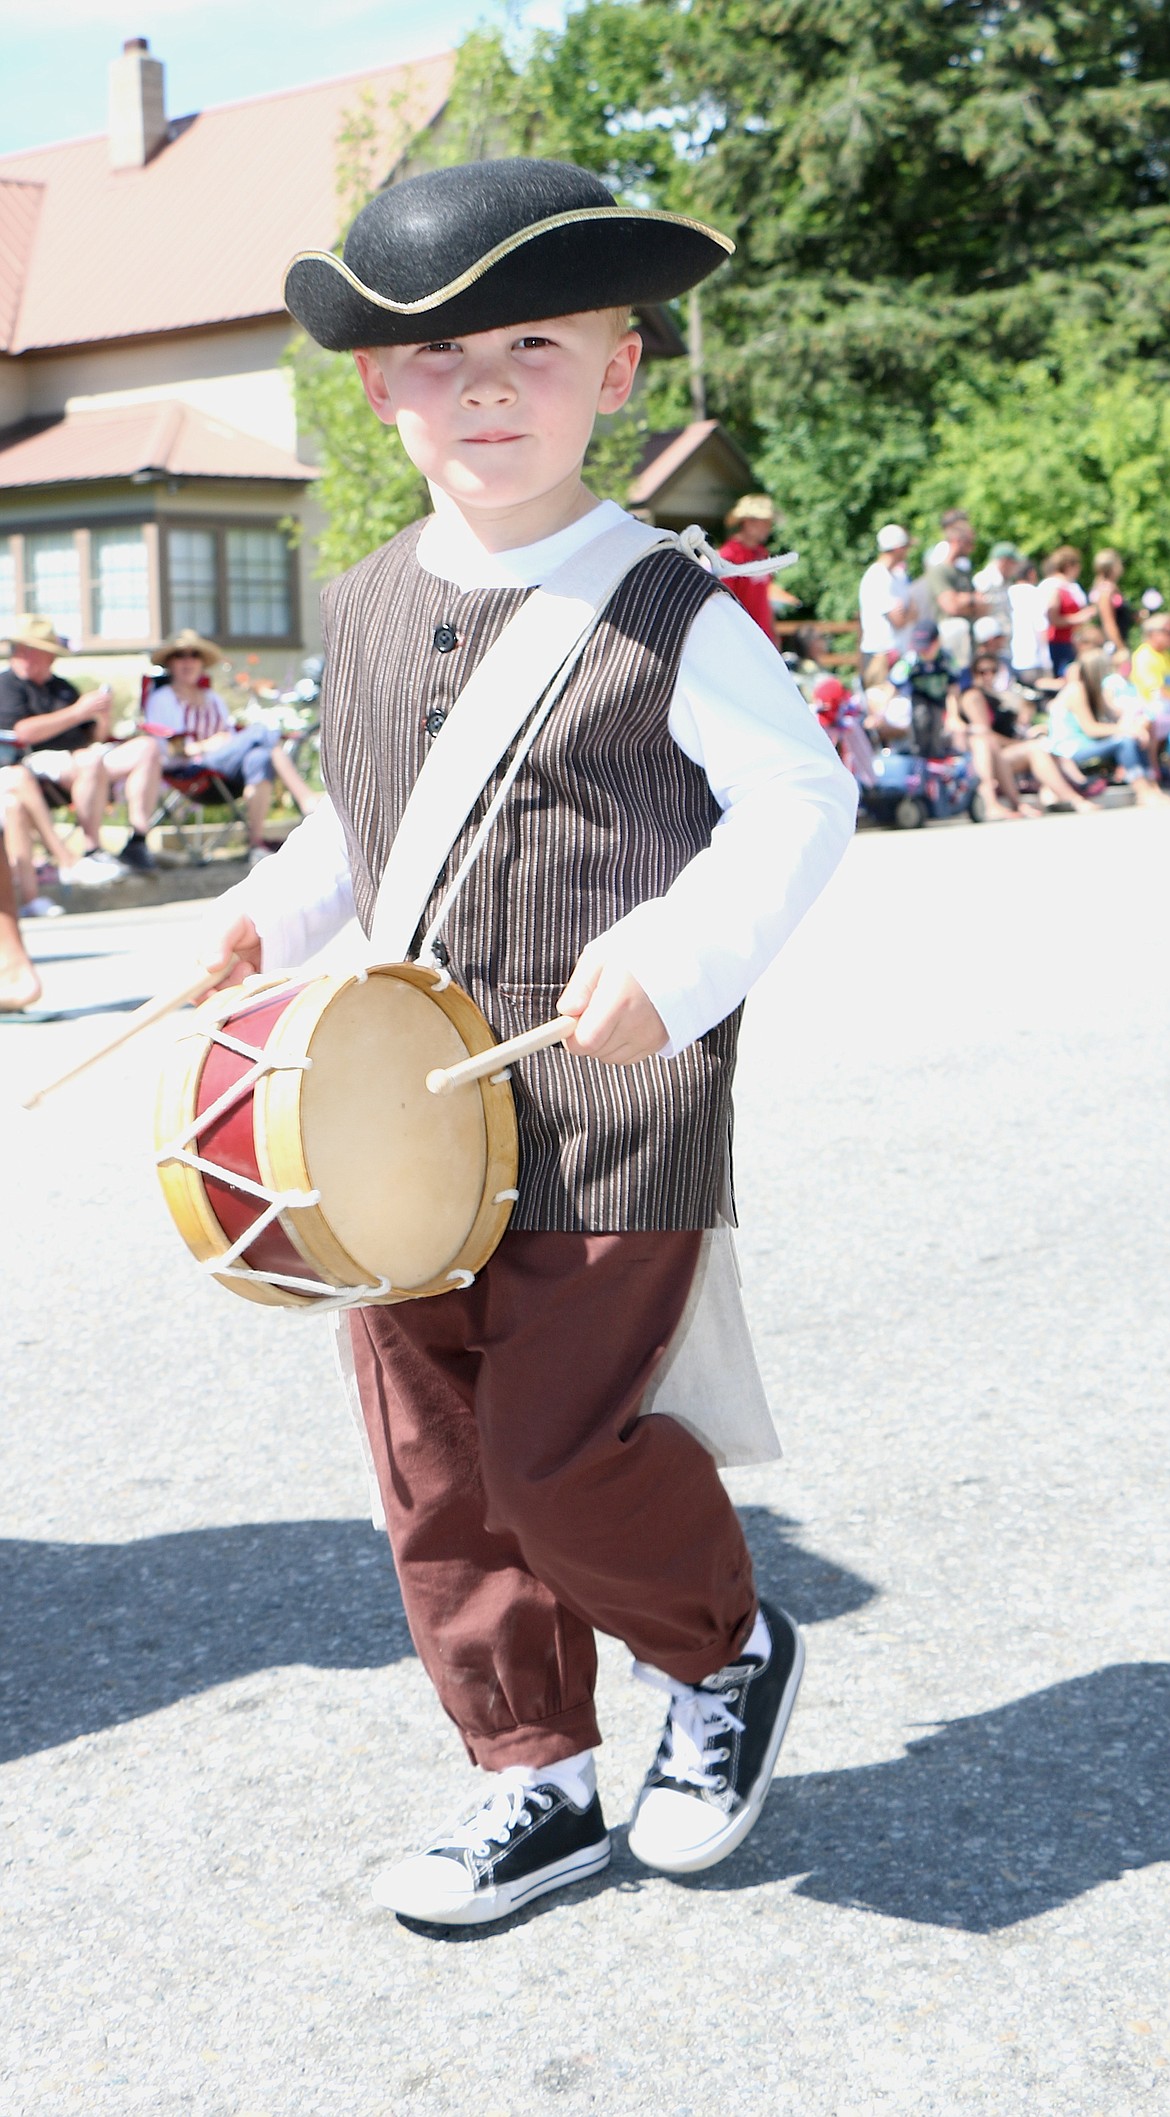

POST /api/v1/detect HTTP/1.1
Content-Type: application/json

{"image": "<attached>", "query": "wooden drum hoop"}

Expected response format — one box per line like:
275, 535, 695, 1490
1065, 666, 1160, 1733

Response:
154, 961, 519, 1310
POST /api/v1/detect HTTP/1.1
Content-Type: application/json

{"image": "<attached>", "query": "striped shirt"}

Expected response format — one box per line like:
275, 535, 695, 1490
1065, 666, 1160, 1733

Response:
144, 682, 231, 745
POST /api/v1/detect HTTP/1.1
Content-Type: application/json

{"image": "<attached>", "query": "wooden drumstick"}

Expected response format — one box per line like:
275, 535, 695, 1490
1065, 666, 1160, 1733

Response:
426, 1014, 574, 1097
21, 958, 239, 1110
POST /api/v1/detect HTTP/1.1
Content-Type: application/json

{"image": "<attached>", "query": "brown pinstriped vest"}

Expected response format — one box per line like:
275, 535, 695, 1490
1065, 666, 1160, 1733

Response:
319, 519, 741, 1232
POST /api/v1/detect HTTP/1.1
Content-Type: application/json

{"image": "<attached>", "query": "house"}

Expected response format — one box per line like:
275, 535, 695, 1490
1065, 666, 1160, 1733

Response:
0, 38, 760, 706
629, 418, 758, 535
0, 38, 452, 698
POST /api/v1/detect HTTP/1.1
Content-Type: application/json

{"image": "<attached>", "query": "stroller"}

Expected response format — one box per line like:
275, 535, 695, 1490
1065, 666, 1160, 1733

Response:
860, 746, 981, 829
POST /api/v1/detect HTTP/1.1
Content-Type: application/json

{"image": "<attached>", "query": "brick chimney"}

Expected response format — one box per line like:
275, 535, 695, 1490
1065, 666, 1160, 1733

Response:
109, 37, 167, 169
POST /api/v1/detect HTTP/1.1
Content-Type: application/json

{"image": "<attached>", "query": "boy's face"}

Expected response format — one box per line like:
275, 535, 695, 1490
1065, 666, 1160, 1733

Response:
353, 312, 640, 521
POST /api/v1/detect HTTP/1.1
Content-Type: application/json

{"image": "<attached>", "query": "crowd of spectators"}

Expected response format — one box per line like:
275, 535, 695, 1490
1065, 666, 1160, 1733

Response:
845, 512, 1170, 821
0, 616, 318, 933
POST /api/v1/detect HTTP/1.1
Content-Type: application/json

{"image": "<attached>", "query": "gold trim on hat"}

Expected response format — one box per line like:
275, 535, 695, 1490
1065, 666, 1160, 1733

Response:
284, 205, 734, 318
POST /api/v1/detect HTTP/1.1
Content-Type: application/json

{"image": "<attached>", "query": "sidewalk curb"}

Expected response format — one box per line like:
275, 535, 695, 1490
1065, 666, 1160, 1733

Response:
40, 859, 250, 915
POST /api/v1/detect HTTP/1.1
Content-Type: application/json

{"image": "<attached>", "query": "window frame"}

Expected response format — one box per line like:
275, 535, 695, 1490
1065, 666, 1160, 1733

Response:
0, 512, 301, 652
161, 514, 300, 650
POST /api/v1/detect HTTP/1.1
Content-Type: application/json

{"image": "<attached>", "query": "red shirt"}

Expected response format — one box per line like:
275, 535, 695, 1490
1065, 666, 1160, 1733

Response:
1048, 580, 1086, 643
718, 537, 775, 640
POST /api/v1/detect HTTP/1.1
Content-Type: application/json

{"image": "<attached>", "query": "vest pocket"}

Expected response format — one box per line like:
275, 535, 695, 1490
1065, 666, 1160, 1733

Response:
495, 981, 568, 1039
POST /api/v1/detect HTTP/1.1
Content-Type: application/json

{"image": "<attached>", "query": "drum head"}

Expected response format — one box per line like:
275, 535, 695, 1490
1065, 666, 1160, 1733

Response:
299, 975, 487, 1290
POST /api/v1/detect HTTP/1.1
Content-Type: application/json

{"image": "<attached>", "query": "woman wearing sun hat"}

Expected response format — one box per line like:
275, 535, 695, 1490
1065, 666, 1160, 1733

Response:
144, 629, 317, 864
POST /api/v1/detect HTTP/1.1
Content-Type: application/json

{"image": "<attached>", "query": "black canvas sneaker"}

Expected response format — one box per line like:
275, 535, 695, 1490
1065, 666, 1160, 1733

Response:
371, 1768, 611, 1926
627, 1601, 804, 1875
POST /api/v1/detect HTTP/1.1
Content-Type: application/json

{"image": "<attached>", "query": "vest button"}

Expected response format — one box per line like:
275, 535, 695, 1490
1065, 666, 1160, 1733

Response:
433, 623, 458, 653
425, 706, 447, 737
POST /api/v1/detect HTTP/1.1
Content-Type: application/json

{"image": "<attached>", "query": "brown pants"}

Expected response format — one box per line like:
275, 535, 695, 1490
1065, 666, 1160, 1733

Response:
349, 1230, 757, 1769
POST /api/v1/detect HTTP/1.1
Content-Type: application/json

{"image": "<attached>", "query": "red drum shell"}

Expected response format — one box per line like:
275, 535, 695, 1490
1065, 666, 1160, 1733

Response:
193, 984, 324, 1287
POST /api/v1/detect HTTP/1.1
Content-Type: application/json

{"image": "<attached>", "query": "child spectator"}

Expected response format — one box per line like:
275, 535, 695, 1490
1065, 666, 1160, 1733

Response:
890, 620, 961, 759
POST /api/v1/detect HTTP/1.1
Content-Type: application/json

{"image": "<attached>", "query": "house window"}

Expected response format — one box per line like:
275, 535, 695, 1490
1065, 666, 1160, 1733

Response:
91, 527, 150, 639
166, 528, 218, 636
162, 521, 295, 642
226, 528, 291, 638
0, 546, 15, 637
24, 531, 83, 644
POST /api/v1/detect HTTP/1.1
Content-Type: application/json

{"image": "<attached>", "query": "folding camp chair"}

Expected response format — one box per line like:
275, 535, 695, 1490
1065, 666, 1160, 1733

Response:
140, 673, 249, 864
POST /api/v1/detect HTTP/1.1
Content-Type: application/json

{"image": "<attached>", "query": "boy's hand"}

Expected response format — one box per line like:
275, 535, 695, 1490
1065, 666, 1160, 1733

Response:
198, 910, 263, 989
557, 955, 668, 1066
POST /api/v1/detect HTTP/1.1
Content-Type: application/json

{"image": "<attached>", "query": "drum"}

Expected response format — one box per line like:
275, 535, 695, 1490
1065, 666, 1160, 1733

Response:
154, 962, 519, 1308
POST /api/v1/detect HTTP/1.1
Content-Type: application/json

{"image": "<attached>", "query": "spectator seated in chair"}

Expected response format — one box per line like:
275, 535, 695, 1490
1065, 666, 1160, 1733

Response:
0, 833, 39, 1011
958, 651, 1097, 819
143, 630, 318, 865
0, 614, 162, 877
1045, 646, 1169, 806
0, 761, 84, 914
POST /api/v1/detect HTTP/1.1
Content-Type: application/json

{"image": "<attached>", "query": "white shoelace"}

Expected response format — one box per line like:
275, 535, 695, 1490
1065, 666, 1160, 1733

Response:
442, 1768, 554, 1857
633, 1665, 746, 1792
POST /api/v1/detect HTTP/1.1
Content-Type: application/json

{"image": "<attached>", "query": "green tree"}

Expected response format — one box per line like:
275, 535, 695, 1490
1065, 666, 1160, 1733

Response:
288, 72, 433, 578
900, 327, 1170, 591
296, 0, 1170, 606
652, 0, 1170, 607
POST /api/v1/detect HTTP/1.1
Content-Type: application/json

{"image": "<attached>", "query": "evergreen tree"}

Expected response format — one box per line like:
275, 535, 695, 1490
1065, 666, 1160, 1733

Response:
295, 1, 1170, 605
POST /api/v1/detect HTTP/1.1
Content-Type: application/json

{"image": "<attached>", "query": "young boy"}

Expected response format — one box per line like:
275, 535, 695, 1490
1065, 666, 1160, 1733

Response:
200, 157, 856, 1926
890, 619, 962, 759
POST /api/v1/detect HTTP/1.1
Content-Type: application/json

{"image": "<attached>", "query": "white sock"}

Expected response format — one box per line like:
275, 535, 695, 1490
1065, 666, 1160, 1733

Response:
741, 1607, 771, 1661
514, 1749, 596, 1809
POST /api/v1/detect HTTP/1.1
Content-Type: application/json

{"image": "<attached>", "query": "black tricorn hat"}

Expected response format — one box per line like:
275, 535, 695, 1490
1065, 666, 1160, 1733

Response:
284, 157, 734, 350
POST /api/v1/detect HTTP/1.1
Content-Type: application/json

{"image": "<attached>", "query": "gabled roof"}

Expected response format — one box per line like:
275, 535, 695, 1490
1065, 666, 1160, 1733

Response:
0, 53, 453, 355
629, 419, 755, 506
0, 400, 316, 487
0, 181, 43, 349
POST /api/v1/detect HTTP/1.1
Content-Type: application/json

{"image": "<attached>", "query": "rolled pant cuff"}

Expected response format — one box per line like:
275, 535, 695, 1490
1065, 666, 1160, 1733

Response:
466, 1703, 603, 1773
638, 1596, 758, 1689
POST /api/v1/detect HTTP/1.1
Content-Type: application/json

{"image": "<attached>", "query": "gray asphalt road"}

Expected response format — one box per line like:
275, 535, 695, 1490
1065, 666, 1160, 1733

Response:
2, 811, 1168, 2117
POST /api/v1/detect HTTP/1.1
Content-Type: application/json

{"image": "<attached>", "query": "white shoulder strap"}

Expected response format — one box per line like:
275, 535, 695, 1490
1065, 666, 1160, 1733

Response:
367, 514, 672, 960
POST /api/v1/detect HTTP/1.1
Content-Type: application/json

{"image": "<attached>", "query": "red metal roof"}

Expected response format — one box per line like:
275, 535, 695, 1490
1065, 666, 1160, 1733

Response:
0, 181, 44, 350
0, 399, 316, 486
0, 53, 453, 354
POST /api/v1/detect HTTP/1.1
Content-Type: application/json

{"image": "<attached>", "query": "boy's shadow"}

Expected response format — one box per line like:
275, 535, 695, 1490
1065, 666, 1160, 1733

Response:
676, 1661, 1170, 1931
737, 1504, 877, 1626
0, 1520, 412, 1762
2, 1504, 872, 1765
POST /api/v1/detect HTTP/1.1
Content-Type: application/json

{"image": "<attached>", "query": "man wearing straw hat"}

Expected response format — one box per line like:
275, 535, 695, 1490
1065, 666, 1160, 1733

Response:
0, 614, 162, 876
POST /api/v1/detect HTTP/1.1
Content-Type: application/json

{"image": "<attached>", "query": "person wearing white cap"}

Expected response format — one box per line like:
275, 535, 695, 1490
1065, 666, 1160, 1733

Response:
858, 524, 914, 683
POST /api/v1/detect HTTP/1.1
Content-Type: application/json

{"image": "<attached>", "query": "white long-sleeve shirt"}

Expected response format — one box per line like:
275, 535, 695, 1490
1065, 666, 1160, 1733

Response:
230, 500, 857, 1056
